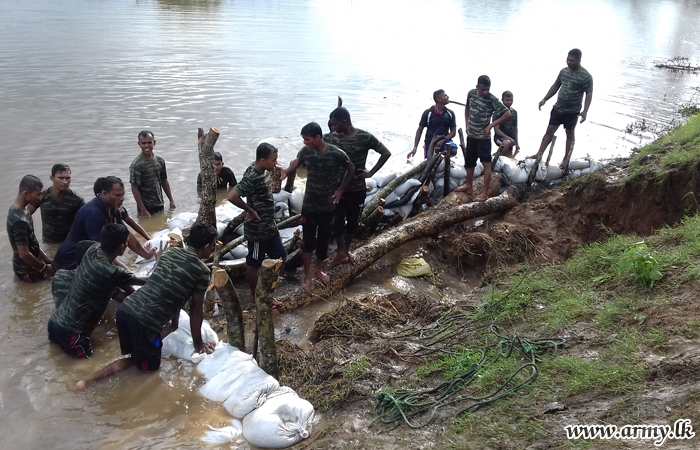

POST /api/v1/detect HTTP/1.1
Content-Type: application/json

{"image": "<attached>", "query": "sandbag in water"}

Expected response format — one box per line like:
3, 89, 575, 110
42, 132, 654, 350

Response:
162, 310, 219, 361
201, 419, 243, 445
167, 212, 199, 231
223, 366, 281, 419
135, 227, 184, 263
242, 390, 315, 449
199, 359, 260, 403
197, 343, 254, 380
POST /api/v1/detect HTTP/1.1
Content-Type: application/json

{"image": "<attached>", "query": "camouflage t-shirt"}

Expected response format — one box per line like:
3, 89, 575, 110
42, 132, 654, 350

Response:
296, 144, 351, 213
492, 107, 518, 139
39, 188, 85, 243
325, 130, 389, 193
233, 164, 278, 242
466, 90, 509, 140
6, 205, 41, 277
553, 66, 593, 114
197, 167, 238, 194
129, 153, 167, 211
51, 244, 136, 334
119, 247, 210, 335
52, 269, 73, 308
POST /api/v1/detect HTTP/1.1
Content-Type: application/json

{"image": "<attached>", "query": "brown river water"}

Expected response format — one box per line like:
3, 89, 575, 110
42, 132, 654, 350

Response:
1, 0, 699, 448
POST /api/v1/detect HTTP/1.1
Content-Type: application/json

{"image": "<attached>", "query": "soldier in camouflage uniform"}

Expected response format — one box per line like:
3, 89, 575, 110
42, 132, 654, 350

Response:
52, 240, 97, 308
7, 175, 54, 282
228, 143, 287, 302
455, 75, 511, 202
37, 163, 85, 243
283, 122, 355, 294
493, 91, 520, 158
75, 222, 217, 391
529, 49, 593, 173
326, 107, 391, 268
129, 130, 177, 218
48, 224, 146, 358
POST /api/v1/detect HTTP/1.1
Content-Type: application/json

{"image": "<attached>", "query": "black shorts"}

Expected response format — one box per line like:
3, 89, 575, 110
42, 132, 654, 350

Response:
48, 319, 93, 358
246, 235, 287, 269
333, 190, 366, 238
465, 137, 492, 168
549, 108, 579, 131
138, 204, 164, 216
300, 209, 334, 261
116, 309, 162, 372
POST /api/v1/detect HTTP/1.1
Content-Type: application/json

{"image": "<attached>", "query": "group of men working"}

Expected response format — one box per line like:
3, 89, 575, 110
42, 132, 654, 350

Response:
5, 48, 592, 390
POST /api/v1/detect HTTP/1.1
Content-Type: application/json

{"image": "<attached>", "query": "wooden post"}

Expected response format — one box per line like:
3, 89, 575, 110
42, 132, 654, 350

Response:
443, 143, 451, 199
255, 259, 282, 379
527, 136, 554, 184
212, 240, 223, 267
491, 145, 504, 171
209, 231, 301, 279
361, 160, 427, 223
219, 212, 246, 245
458, 129, 468, 164
409, 185, 431, 217
271, 167, 283, 193
197, 127, 221, 226
212, 267, 245, 351
360, 206, 384, 237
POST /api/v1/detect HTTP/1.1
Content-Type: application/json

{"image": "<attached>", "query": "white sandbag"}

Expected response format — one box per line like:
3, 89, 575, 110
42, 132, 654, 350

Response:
227, 244, 248, 260
201, 420, 243, 445
289, 187, 304, 215
384, 191, 399, 205
274, 202, 290, 221
373, 172, 396, 188
544, 165, 564, 183
569, 169, 583, 180
501, 160, 529, 184
223, 367, 282, 418
200, 359, 260, 402
535, 160, 547, 182
279, 226, 302, 242
568, 160, 590, 170
450, 164, 467, 179
134, 260, 156, 278
436, 159, 445, 173
216, 222, 227, 238
135, 228, 184, 263
152, 228, 172, 238
588, 159, 603, 172
366, 186, 378, 196
492, 157, 506, 173
167, 212, 198, 231
473, 161, 484, 178
242, 391, 315, 449
273, 190, 291, 203
216, 203, 244, 224
364, 194, 374, 207
197, 343, 254, 380
365, 178, 378, 191
451, 177, 467, 188
393, 178, 421, 198
162, 310, 218, 361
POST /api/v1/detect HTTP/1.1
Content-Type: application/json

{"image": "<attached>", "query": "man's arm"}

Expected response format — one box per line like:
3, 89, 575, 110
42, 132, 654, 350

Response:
485, 110, 511, 136
227, 189, 261, 222
281, 159, 303, 180
131, 184, 149, 218
539, 83, 561, 110
333, 162, 356, 204
464, 108, 471, 131
161, 311, 180, 340
190, 295, 215, 354
408, 126, 425, 159
127, 232, 157, 260
580, 91, 593, 123
18, 245, 52, 275
364, 146, 391, 179
124, 216, 150, 240
162, 180, 176, 210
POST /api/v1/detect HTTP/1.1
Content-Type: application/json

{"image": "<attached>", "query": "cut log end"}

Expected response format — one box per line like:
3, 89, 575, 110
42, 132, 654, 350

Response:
377, 206, 384, 213
211, 127, 220, 134
261, 258, 282, 271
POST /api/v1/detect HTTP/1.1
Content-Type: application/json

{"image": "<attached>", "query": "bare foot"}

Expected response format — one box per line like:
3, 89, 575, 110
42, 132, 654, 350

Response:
454, 185, 473, 194
346, 252, 357, 265
525, 154, 539, 159
559, 162, 569, 173
513, 149, 520, 157
328, 253, 349, 269
272, 298, 283, 307
302, 278, 313, 294
475, 193, 489, 202
75, 380, 87, 392
316, 270, 330, 286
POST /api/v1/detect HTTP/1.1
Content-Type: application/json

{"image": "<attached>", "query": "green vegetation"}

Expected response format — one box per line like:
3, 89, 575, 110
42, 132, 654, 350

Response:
617, 242, 663, 287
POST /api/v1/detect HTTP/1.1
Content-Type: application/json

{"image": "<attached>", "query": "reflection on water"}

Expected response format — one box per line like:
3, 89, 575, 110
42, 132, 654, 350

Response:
0, 0, 699, 447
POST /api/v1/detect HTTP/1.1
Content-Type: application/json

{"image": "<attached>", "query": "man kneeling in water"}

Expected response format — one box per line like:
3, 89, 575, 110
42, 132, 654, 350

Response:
76, 222, 217, 391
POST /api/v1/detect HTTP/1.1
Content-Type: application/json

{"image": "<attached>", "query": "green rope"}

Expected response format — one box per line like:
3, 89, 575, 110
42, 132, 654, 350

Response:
371, 325, 565, 429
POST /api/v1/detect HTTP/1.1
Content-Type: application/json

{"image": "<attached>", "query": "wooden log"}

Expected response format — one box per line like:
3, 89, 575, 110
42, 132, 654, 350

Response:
219, 212, 246, 245
458, 128, 468, 164
212, 240, 223, 267
409, 185, 430, 217
271, 166, 282, 193
359, 206, 384, 237
208, 230, 302, 278
443, 142, 451, 199
209, 214, 302, 262
278, 189, 520, 311
491, 145, 504, 171
361, 160, 427, 223
212, 267, 245, 351
254, 259, 282, 379
197, 127, 221, 226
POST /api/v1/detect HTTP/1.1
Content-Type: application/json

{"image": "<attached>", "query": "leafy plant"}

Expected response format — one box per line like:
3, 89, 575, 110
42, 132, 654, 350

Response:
618, 242, 663, 287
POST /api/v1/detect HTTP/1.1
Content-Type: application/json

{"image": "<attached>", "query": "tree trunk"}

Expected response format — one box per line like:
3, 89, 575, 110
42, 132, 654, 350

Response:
358, 206, 384, 238
209, 214, 302, 262
271, 166, 283, 193
443, 145, 451, 199
212, 267, 246, 351
197, 127, 221, 226
361, 160, 427, 223
278, 189, 520, 310
255, 259, 282, 379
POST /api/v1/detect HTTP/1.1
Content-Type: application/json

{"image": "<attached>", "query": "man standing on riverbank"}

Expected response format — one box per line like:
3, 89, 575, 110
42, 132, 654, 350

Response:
283, 122, 354, 294
7, 175, 54, 282
528, 49, 593, 173
227, 143, 287, 303
38, 163, 85, 243
130, 130, 176, 218
408, 89, 457, 159
455, 75, 511, 202
326, 107, 391, 267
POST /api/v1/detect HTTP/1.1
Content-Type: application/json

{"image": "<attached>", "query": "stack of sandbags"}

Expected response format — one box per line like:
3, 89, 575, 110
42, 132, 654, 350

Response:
567, 158, 604, 180
161, 310, 219, 361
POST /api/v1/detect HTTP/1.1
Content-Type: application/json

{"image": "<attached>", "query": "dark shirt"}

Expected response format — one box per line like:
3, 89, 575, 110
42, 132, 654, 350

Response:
493, 107, 518, 139
233, 164, 278, 242
53, 196, 123, 270
197, 167, 237, 194
466, 90, 508, 140
129, 153, 168, 212
554, 66, 593, 114
39, 188, 85, 243
419, 106, 456, 150
6, 205, 41, 277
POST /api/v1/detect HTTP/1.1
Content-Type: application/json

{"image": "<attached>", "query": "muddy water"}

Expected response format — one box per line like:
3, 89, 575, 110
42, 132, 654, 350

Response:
1, 0, 700, 448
